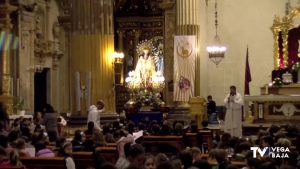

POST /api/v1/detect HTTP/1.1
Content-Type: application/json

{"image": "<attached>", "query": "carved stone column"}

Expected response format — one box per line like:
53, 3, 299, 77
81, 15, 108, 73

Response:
0, 1, 17, 114
159, 0, 175, 105
58, 2, 71, 113
19, 10, 35, 113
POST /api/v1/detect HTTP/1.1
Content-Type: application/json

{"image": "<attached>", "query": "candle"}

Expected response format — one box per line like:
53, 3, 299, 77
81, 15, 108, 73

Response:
265, 84, 268, 95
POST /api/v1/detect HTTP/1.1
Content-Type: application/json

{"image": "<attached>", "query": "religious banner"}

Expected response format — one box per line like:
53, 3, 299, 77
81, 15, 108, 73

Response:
174, 35, 196, 101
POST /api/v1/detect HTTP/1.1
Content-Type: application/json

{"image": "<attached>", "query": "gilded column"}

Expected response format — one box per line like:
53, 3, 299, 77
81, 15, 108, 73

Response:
271, 17, 281, 69
281, 16, 290, 68
0, 1, 17, 114
70, 0, 115, 115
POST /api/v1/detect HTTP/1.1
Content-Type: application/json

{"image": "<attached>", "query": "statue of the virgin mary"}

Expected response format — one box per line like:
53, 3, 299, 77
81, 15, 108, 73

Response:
134, 40, 156, 87
125, 40, 165, 110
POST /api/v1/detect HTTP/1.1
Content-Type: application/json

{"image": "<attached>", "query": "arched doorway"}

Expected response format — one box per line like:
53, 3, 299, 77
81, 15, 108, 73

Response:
34, 68, 49, 113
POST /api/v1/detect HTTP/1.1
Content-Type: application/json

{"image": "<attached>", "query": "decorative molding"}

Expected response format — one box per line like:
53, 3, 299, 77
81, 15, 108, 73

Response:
115, 0, 163, 17
272, 103, 300, 117
245, 95, 300, 102
159, 1, 175, 10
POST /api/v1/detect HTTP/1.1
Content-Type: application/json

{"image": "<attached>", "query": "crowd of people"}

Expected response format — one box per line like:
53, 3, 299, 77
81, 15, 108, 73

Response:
0, 101, 300, 169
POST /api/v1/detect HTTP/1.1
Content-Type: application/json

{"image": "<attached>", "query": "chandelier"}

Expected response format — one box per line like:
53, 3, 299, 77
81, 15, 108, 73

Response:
207, 0, 226, 66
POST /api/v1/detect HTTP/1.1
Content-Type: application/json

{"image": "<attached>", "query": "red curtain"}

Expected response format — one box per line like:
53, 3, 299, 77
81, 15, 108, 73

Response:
287, 26, 300, 66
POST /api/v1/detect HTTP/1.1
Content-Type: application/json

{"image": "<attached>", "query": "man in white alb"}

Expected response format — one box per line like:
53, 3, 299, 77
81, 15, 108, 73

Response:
87, 100, 104, 130
224, 86, 243, 137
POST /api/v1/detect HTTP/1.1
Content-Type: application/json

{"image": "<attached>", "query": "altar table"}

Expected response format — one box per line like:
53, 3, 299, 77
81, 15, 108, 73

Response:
244, 95, 300, 123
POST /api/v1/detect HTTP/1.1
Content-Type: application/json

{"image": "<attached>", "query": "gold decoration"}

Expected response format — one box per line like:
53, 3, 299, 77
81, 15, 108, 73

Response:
189, 96, 206, 127
271, 16, 281, 69
271, 6, 300, 69
176, 39, 193, 58
281, 16, 292, 68
0, 2, 18, 115
136, 40, 155, 56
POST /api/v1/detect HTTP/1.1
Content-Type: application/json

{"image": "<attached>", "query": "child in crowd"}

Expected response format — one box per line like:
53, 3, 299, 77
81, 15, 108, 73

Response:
61, 142, 76, 169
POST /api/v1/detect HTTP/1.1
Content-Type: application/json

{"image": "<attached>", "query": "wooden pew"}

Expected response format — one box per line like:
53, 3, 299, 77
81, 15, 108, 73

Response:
208, 160, 247, 167
106, 143, 117, 147
22, 156, 94, 169
142, 135, 184, 154
21, 157, 66, 169
199, 130, 213, 150
72, 152, 95, 169
210, 128, 222, 135
72, 147, 118, 166
95, 146, 118, 164
20, 146, 118, 169
201, 153, 209, 159
184, 133, 200, 148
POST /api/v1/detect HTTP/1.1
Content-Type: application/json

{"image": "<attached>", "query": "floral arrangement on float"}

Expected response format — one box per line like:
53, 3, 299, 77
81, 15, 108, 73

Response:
272, 77, 283, 87
291, 61, 300, 71
134, 89, 162, 109
291, 61, 300, 83
13, 98, 25, 115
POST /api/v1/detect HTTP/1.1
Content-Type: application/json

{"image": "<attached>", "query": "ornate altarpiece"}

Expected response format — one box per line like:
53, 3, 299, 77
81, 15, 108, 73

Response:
114, 0, 164, 113
271, 5, 300, 69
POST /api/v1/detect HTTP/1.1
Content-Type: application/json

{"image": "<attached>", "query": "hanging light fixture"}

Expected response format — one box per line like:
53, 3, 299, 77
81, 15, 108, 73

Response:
207, 0, 226, 66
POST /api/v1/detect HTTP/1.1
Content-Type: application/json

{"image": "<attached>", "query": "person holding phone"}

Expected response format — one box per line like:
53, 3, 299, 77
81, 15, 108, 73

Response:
224, 86, 243, 137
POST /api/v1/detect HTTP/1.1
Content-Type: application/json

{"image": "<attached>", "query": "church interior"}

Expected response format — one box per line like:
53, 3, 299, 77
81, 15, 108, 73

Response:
0, 0, 300, 169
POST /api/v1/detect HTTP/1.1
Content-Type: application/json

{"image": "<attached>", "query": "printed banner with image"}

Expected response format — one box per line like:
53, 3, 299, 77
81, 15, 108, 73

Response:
174, 35, 196, 101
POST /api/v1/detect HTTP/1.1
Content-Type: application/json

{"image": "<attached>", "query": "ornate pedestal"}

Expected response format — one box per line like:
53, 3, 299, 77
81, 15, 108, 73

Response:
244, 95, 300, 123
189, 97, 206, 127
260, 83, 300, 95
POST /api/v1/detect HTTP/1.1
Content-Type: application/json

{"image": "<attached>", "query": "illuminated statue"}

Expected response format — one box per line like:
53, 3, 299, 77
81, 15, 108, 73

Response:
134, 40, 156, 87
125, 39, 165, 110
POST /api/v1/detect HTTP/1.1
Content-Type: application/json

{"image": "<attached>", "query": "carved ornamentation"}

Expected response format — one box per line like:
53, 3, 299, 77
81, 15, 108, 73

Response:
114, 0, 163, 17
271, 5, 300, 69
118, 22, 140, 28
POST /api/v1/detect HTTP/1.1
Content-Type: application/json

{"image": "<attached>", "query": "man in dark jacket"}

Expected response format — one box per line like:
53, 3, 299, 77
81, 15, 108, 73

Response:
42, 104, 58, 142
207, 95, 217, 124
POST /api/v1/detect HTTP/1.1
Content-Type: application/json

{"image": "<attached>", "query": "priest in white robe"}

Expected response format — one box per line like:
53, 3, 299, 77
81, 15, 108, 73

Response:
87, 105, 100, 130
224, 86, 243, 137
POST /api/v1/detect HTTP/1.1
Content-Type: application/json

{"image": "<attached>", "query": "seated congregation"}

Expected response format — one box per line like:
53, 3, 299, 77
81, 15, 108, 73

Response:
0, 103, 300, 169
